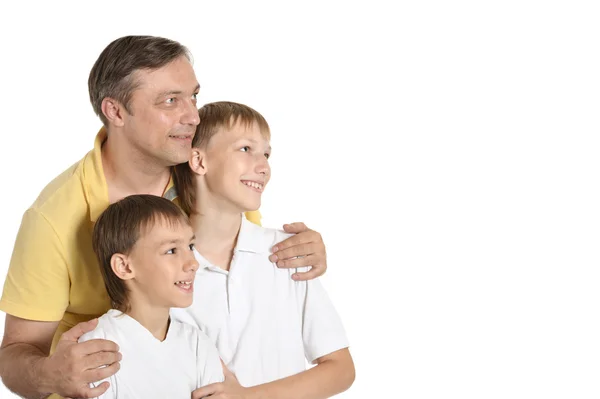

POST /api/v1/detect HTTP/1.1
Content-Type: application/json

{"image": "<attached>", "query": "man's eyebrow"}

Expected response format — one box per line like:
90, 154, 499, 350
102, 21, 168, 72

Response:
157, 84, 201, 98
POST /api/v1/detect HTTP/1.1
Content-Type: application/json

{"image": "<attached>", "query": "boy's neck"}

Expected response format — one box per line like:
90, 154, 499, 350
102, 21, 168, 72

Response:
189, 208, 242, 271
125, 297, 171, 341
102, 131, 172, 204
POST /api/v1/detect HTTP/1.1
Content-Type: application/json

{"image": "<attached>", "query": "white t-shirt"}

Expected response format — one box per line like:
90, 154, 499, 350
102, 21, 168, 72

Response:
171, 216, 349, 387
79, 309, 224, 398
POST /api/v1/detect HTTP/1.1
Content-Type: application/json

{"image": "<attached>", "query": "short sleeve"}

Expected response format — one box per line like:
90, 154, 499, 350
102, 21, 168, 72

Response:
302, 278, 350, 363
79, 324, 117, 399
196, 330, 225, 387
0, 209, 69, 321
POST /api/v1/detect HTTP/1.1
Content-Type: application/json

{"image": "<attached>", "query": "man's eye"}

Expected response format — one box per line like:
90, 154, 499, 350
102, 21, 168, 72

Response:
192, 93, 198, 101
240, 146, 250, 152
166, 98, 176, 104
166, 248, 176, 254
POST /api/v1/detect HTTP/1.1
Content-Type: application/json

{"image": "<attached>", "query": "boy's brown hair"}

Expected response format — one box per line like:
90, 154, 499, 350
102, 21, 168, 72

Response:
173, 101, 271, 216
88, 35, 191, 126
92, 194, 190, 312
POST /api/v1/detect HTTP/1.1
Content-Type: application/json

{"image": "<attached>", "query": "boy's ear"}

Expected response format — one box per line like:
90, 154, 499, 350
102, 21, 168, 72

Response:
101, 97, 126, 128
189, 148, 208, 176
110, 253, 135, 280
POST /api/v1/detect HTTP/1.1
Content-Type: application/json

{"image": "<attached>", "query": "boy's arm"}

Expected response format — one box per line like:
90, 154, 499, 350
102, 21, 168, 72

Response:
192, 276, 354, 399
192, 348, 354, 399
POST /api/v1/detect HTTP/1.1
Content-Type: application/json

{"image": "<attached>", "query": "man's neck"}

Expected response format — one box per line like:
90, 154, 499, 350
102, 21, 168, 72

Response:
125, 297, 171, 341
102, 133, 171, 203
190, 200, 243, 271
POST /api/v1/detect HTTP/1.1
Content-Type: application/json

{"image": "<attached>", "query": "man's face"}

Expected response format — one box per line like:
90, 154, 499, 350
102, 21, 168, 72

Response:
202, 120, 271, 213
122, 56, 200, 167
127, 218, 198, 309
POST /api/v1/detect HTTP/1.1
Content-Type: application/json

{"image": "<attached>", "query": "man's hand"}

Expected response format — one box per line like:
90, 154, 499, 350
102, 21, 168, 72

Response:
192, 366, 253, 399
44, 319, 121, 398
269, 222, 327, 281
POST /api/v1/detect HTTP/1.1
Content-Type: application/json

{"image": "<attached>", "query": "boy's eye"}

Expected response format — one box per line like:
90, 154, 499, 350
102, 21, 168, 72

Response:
189, 243, 195, 251
240, 146, 250, 152
264, 153, 270, 159
166, 248, 177, 254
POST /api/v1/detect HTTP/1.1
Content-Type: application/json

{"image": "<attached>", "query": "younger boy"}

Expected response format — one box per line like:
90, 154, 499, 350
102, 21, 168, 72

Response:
172, 102, 355, 398
79, 194, 224, 398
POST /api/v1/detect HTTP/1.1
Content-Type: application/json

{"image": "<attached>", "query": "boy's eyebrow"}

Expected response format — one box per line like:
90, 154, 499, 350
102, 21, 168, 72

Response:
159, 238, 183, 246
238, 138, 271, 151
158, 234, 196, 246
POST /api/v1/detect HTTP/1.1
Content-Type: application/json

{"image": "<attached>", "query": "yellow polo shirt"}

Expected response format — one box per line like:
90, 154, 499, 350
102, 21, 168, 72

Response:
0, 128, 261, 353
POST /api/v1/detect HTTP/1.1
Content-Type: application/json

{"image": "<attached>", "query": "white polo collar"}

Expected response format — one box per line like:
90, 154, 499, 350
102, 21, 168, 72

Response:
195, 215, 266, 271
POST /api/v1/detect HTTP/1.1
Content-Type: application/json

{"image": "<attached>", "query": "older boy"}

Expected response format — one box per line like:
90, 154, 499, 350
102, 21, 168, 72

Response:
172, 102, 355, 399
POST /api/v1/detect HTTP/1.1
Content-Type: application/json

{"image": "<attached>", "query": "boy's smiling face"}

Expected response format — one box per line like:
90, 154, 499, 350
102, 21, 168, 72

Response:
196, 119, 271, 213
124, 218, 198, 309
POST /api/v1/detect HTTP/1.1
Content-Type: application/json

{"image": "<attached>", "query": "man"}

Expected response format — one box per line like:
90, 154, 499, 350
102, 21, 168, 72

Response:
0, 35, 328, 399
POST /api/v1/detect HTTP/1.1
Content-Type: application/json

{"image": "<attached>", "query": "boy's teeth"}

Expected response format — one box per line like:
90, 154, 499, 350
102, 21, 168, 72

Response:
243, 181, 263, 189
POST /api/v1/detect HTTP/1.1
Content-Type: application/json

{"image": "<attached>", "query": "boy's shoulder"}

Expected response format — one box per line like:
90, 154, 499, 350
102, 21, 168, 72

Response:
78, 310, 119, 343
240, 217, 294, 254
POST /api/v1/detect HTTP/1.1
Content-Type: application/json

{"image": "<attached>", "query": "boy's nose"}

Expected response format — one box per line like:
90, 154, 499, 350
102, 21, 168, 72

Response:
256, 158, 270, 176
184, 256, 199, 272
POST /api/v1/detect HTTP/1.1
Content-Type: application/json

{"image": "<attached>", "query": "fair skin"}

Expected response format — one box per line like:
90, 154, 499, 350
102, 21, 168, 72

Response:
112, 218, 198, 340
188, 120, 355, 399
0, 55, 327, 398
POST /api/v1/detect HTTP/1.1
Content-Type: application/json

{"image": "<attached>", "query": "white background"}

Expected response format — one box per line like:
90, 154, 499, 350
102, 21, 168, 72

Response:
1, 1, 599, 398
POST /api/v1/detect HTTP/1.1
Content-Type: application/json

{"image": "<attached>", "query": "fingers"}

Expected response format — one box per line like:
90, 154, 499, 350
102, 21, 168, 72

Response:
291, 264, 325, 281
76, 339, 120, 357
271, 243, 314, 263
282, 222, 308, 234
86, 361, 121, 383
60, 319, 99, 342
274, 254, 319, 269
83, 381, 110, 398
83, 348, 122, 370
192, 383, 221, 398
271, 229, 320, 253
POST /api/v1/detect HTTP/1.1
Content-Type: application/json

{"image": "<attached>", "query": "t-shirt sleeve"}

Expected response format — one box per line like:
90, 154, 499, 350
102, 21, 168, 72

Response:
79, 324, 118, 399
196, 330, 225, 387
301, 277, 350, 363
0, 208, 69, 321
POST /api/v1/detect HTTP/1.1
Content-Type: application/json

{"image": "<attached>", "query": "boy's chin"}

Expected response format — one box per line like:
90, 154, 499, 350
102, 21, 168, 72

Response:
171, 299, 194, 309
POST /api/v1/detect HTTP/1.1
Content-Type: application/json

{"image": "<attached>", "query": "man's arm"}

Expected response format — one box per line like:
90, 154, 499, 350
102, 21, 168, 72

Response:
0, 315, 120, 399
192, 348, 355, 399
269, 222, 327, 281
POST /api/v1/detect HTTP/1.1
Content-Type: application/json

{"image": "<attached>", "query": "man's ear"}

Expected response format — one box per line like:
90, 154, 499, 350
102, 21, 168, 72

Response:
189, 148, 208, 176
101, 98, 127, 127
110, 253, 135, 280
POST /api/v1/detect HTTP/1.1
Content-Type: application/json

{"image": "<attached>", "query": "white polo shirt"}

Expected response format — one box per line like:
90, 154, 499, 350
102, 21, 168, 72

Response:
79, 309, 224, 398
171, 216, 349, 387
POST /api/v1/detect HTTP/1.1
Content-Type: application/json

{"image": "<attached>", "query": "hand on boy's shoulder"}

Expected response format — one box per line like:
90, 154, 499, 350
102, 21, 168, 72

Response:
46, 318, 121, 398
269, 222, 328, 281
